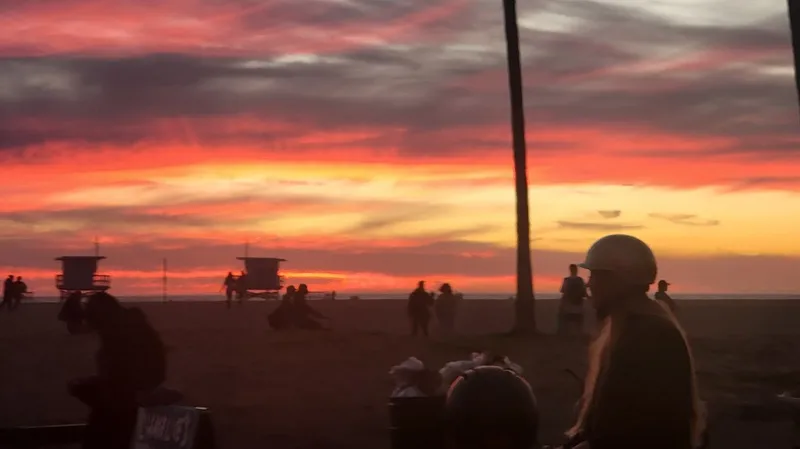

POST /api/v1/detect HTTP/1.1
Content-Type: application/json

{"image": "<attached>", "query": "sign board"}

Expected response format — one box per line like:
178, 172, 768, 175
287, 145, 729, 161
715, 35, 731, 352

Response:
131, 406, 201, 449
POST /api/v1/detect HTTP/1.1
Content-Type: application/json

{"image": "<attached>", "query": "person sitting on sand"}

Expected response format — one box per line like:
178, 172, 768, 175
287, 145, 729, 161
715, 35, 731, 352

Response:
563, 234, 704, 449
408, 280, 434, 337
291, 284, 328, 330
268, 285, 296, 330
654, 279, 677, 313
435, 283, 458, 333
63, 292, 166, 449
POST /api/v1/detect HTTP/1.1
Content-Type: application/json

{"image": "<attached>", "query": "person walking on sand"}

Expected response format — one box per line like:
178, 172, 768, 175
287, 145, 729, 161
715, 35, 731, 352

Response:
558, 264, 588, 336
435, 283, 458, 333
654, 279, 677, 313
1, 274, 13, 310
408, 280, 433, 337
11, 276, 28, 310
562, 234, 704, 449
235, 270, 248, 304
221, 272, 236, 309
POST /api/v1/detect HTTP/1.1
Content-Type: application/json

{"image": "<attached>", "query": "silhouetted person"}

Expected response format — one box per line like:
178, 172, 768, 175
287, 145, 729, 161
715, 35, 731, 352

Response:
64, 292, 166, 449
222, 272, 236, 309
1, 274, 13, 310
654, 279, 677, 313
236, 270, 248, 303
268, 285, 296, 330
558, 264, 588, 336
565, 235, 704, 449
11, 276, 27, 310
408, 281, 433, 336
292, 284, 328, 330
59, 291, 85, 334
435, 283, 458, 333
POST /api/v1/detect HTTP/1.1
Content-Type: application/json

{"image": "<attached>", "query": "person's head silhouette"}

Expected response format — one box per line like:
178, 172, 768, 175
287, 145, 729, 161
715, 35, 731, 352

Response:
569, 264, 578, 276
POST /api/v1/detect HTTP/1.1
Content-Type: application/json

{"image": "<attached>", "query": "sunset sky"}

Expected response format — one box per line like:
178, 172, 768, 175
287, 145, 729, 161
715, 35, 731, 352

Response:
1, 0, 798, 296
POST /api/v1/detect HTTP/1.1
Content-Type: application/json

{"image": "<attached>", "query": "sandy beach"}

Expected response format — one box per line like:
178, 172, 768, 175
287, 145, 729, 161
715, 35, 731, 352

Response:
1, 298, 799, 448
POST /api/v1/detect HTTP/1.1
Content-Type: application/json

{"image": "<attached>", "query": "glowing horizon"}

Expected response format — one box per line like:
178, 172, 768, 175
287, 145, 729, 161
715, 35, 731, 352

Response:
1, 0, 798, 296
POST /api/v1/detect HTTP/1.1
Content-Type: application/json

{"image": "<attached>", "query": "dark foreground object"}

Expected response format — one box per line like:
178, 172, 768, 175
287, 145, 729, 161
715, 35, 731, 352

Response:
0, 424, 86, 448
0, 406, 216, 449
388, 396, 446, 449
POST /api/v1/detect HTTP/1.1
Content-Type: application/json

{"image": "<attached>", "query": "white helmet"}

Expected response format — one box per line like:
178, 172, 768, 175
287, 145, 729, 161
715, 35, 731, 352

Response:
578, 234, 657, 286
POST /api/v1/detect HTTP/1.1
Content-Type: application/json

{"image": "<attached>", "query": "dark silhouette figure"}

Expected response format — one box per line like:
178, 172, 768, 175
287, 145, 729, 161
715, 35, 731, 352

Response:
58, 291, 85, 333
654, 280, 677, 313
11, 276, 27, 310
291, 284, 328, 330
434, 283, 458, 333
235, 270, 248, 303
222, 272, 236, 309
408, 281, 433, 336
567, 235, 703, 449
558, 264, 588, 335
62, 292, 166, 449
268, 285, 296, 330
1, 274, 13, 310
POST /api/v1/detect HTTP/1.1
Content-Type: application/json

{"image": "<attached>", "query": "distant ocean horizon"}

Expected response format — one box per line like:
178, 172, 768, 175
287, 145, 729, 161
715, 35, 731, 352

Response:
25, 292, 800, 303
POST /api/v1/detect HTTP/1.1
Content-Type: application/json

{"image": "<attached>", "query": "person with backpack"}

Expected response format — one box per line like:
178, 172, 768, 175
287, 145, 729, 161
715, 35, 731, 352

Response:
558, 264, 588, 336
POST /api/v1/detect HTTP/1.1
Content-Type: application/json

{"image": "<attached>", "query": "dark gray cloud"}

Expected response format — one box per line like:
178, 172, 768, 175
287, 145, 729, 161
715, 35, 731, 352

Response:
648, 213, 720, 227
597, 210, 621, 219
0, 0, 795, 161
557, 220, 643, 231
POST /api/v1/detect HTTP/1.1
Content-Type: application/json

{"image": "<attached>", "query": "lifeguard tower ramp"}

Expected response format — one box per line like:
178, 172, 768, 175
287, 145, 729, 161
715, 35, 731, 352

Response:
236, 257, 285, 299
55, 256, 110, 299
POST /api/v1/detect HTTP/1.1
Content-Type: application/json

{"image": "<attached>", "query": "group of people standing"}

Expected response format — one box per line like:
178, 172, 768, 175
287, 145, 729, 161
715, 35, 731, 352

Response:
407, 280, 461, 336
1, 274, 28, 311
221, 271, 249, 308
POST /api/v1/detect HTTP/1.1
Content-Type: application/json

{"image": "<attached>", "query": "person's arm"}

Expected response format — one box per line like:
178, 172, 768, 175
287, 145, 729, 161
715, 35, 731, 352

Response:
587, 318, 693, 449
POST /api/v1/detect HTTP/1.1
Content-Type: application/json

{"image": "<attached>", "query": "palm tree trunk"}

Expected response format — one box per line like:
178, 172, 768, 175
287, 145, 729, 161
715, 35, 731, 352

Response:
502, 0, 536, 334
789, 0, 800, 110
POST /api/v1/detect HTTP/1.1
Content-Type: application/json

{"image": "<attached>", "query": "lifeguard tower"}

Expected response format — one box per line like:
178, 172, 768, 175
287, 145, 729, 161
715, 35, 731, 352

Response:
235, 257, 285, 300
55, 256, 111, 300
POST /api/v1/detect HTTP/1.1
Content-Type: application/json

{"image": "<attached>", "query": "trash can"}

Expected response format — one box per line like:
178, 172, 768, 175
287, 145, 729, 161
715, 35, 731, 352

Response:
388, 395, 446, 449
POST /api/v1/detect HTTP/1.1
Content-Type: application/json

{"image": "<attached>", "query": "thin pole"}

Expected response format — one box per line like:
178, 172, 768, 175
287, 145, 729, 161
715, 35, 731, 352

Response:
94, 236, 100, 257
162, 258, 168, 303
503, 0, 536, 333
244, 240, 250, 258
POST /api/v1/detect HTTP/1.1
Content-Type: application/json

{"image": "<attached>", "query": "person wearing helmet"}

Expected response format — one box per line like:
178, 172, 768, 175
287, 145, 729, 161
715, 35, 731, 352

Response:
654, 279, 677, 313
563, 234, 704, 449
444, 365, 539, 449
